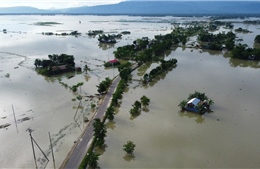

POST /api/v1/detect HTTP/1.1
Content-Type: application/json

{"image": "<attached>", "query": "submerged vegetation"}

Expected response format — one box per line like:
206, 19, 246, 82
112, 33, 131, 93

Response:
34, 21, 61, 26
28, 16, 260, 168
98, 34, 122, 43
231, 44, 260, 60
123, 141, 136, 155
34, 54, 77, 76
143, 59, 177, 83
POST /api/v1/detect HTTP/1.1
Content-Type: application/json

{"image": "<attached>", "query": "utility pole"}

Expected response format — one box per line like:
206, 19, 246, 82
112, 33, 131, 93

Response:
27, 128, 49, 168
26, 128, 37, 169
48, 132, 56, 169
12, 105, 18, 133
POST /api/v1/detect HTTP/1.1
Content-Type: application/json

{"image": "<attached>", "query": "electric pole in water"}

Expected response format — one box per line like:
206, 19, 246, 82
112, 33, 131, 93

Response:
27, 128, 49, 169
26, 128, 38, 169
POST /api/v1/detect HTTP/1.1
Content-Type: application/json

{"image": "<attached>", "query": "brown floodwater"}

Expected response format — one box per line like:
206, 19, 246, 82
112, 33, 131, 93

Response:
0, 15, 260, 168
99, 47, 260, 168
0, 15, 173, 168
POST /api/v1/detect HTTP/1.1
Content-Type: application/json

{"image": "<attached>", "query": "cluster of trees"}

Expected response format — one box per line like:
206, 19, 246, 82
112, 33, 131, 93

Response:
198, 31, 236, 50
229, 34, 260, 60
42, 30, 81, 36
80, 78, 129, 168
117, 61, 133, 81
235, 27, 251, 33
80, 118, 106, 169
93, 118, 107, 148
113, 25, 206, 64
231, 44, 260, 60
129, 95, 150, 117
111, 79, 127, 106
143, 59, 177, 83
97, 77, 112, 94
34, 54, 76, 76
207, 21, 234, 31
87, 30, 104, 36
98, 34, 122, 43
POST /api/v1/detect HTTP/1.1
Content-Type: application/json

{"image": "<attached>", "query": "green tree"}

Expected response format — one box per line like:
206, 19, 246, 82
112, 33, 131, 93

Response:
133, 100, 142, 110
84, 65, 91, 72
123, 141, 136, 155
97, 77, 111, 94
130, 106, 140, 117
119, 67, 131, 81
93, 118, 107, 148
88, 152, 100, 169
34, 59, 42, 68
106, 106, 115, 121
140, 95, 150, 108
178, 100, 187, 111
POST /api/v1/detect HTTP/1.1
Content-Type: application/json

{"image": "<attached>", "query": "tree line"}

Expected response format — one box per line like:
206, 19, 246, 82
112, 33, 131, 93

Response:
34, 54, 76, 76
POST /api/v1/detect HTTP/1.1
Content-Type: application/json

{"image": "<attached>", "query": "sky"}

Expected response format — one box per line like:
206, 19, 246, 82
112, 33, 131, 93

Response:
0, 0, 259, 9
0, 0, 124, 9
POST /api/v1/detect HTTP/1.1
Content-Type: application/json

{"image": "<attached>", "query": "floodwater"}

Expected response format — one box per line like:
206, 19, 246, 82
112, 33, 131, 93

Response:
0, 15, 173, 168
0, 15, 260, 168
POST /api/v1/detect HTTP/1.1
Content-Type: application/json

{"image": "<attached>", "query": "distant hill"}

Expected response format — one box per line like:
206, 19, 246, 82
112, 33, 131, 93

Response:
0, 6, 60, 14
1, 1, 260, 16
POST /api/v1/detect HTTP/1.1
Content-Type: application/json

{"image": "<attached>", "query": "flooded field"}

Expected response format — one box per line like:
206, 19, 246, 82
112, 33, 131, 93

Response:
0, 15, 260, 168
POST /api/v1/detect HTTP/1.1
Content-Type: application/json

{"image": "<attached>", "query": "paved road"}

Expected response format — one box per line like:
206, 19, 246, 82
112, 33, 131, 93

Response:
62, 76, 121, 169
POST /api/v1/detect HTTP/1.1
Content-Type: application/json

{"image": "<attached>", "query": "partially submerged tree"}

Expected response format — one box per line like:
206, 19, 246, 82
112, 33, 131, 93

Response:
140, 95, 150, 108
123, 141, 136, 155
97, 77, 112, 94
178, 100, 187, 111
93, 118, 107, 148
88, 151, 100, 169
106, 106, 115, 121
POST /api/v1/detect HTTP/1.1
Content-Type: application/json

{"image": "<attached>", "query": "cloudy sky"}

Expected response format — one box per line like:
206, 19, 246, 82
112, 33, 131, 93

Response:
0, 0, 259, 9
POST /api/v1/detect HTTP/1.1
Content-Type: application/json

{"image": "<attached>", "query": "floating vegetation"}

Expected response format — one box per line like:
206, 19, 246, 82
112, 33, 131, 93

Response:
34, 22, 62, 26
17, 117, 31, 123
0, 123, 10, 129
87, 30, 104, 36
121, 31, 131, 35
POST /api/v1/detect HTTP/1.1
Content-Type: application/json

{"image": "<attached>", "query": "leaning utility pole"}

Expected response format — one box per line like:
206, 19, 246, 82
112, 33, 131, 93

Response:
27, 128, 49, 169
12, 105, 18, 133
48, 132, 56, 169
26, 128, 37, 169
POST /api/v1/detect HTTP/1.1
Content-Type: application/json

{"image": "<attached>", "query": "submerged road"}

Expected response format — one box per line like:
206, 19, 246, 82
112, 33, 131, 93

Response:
62, 76, 121, 169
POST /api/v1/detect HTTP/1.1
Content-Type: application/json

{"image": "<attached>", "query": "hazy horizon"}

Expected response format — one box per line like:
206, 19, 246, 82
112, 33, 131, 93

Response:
1, 0, 260, 10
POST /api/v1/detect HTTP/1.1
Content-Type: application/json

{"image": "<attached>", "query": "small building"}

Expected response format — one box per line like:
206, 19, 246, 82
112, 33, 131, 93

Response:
109, 59, 119, 64
248, 55, 255, 60
52, 65, 68, 72
104, 59, 120, 67
185, 98, 201, 113
75, 67, 82, 72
